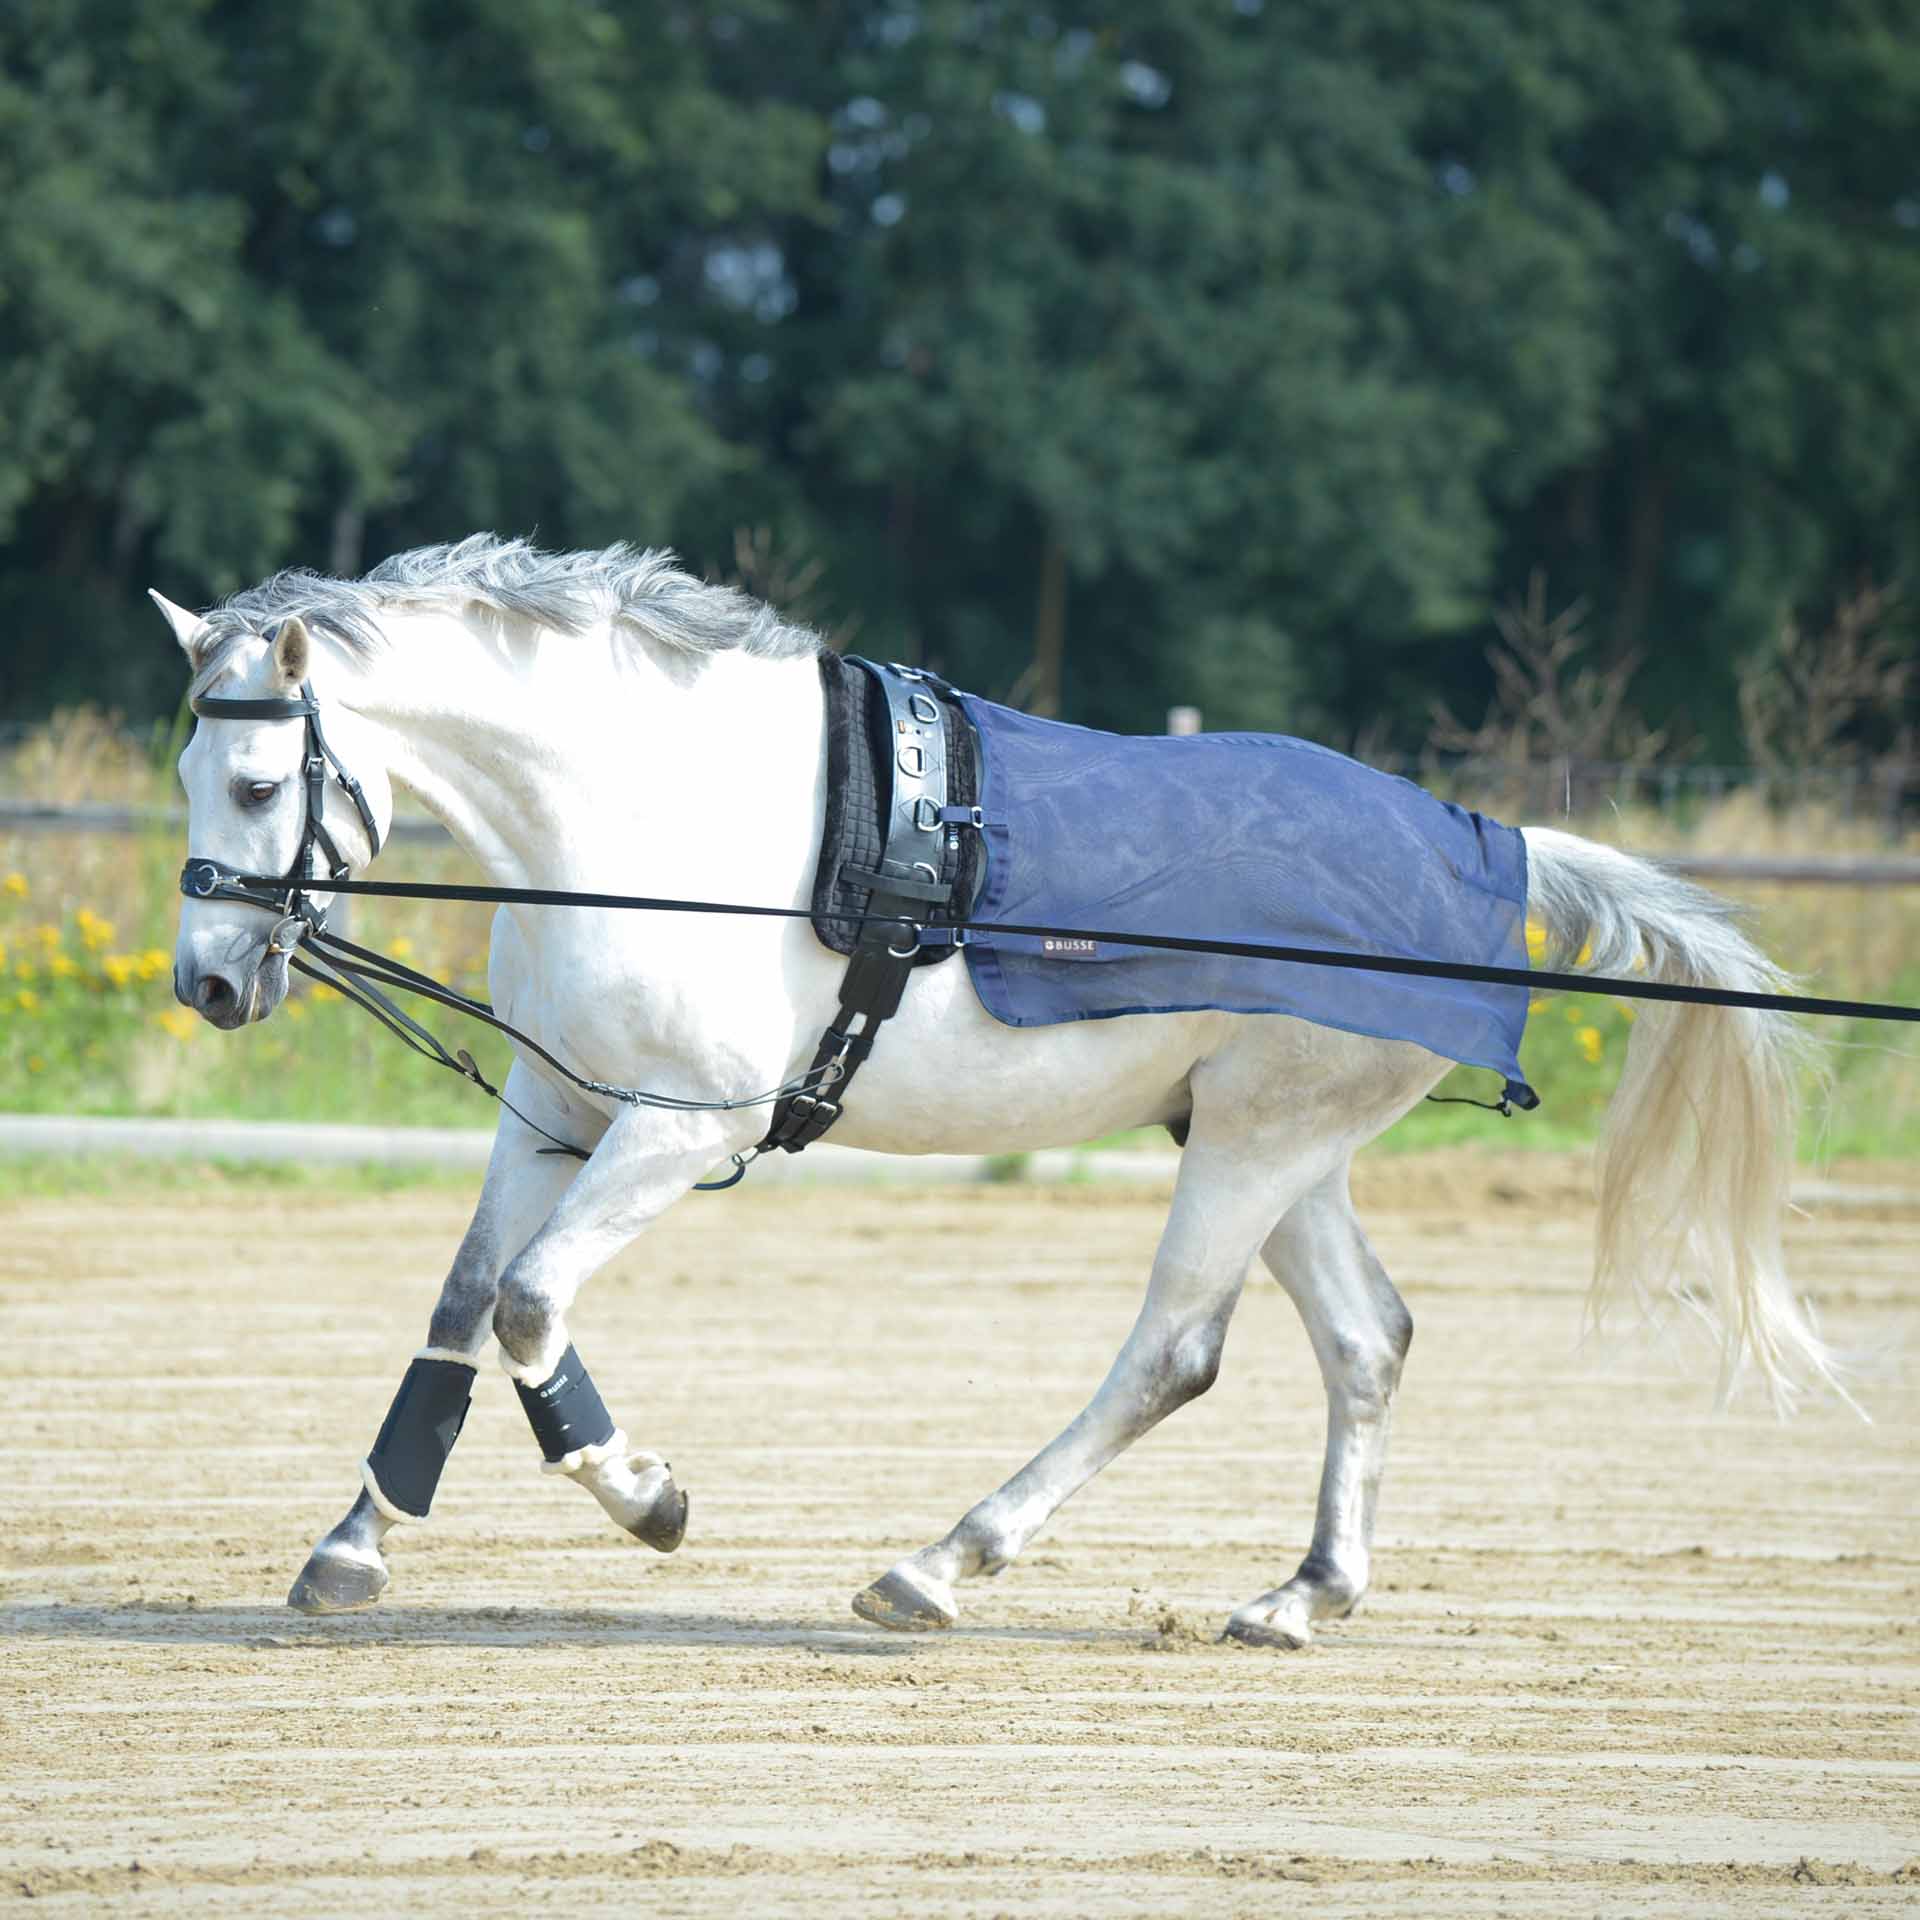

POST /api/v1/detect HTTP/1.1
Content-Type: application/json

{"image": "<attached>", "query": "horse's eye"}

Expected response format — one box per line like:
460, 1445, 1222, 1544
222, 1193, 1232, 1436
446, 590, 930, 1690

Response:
240, 780, 278, 807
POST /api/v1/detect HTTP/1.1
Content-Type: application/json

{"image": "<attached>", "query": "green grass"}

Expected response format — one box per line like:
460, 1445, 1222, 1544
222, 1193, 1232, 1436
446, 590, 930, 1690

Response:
0, 861, 512, 1128
0, 1153, 481, 1205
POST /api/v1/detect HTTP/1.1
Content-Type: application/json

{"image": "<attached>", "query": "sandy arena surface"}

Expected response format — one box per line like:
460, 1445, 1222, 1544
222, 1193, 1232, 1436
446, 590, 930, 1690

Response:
2, 1153, 1917, 1916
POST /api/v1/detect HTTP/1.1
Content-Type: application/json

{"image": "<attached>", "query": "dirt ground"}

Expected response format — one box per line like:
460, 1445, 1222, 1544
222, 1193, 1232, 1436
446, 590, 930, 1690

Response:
2, 1153, 1917, 1917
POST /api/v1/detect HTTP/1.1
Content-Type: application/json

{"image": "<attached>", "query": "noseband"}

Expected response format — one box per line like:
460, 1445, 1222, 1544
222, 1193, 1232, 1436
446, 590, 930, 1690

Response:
178, 670, 382, 944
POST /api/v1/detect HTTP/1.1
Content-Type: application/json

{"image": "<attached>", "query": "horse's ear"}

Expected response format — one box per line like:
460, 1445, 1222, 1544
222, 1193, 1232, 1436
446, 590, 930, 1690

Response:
148, 589, 209, 664
269, 614, 311, 686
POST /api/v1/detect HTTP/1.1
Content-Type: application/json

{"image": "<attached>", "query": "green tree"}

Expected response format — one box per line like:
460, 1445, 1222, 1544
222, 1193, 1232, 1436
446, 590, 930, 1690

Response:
0, 0, 822, 715
2, 0, 1916, 763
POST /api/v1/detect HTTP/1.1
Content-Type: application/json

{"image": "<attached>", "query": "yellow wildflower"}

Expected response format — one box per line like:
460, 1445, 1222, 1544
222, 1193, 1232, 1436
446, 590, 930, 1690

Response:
1564, 1003, 1584, 1025
1576, 1025, 1604, 1064
13, 959, 35, 983
285, 998, 308, 1020
34, 921, 61, 951
50, 953, 78, 979
102, 954, 137, 990
27, 1054, 45, 1072
390, 935, 415, 960
15, 989, 40, 1013
3, 872, 26, 897
1523, 917, 1548, 963
155, 1007, 198, 1040
77, 910, 115, 952
138, 948, 170, 982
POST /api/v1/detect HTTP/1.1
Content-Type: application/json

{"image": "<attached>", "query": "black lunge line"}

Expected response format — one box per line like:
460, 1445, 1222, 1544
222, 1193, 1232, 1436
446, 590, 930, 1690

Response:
205, 865, 1920, 1029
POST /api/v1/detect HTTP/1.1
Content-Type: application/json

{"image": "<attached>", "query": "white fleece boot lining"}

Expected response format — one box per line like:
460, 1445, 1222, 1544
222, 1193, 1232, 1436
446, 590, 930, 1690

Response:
414, 1345, 482, 1370
360, 1458, 425, 1526
497, 1345, 566, 1388
541, 1428, 653, 1478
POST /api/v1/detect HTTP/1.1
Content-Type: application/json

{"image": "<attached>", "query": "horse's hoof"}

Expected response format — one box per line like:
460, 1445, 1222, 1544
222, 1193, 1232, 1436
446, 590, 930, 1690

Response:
632, 1483, 688, 1554
1223, 1597, 1313, 1650
852, 1564, 958, 1632
580, 1452, 689, 1554
287, 1543, 389, 1614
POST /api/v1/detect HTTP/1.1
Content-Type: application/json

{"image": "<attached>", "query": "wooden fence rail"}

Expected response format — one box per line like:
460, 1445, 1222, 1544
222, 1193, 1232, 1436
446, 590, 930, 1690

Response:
4, 800, 1917, 888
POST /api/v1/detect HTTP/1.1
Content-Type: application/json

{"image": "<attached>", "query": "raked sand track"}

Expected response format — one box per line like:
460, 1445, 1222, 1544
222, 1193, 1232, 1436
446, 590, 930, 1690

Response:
3, 1154, 1917, 1915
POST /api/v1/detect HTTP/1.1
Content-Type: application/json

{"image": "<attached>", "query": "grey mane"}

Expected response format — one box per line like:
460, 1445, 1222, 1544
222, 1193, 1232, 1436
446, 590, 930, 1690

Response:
191, 534, 822, 686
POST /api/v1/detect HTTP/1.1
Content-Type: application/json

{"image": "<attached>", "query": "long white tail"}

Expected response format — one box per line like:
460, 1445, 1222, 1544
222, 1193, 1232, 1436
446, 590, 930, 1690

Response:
1521, 827, 1852, 1413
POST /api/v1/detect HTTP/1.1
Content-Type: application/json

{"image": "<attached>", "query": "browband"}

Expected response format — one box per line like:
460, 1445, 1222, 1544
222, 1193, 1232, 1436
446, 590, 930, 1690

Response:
190, 692, 319, 721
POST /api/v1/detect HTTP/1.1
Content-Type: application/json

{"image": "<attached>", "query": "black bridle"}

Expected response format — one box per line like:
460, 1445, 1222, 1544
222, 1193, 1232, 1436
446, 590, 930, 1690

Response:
182, 678, 383, 943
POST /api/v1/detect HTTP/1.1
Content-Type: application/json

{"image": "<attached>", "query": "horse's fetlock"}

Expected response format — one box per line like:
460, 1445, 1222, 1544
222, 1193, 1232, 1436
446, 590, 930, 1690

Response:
1296, 1549, 1367, 1614
949, 1515, 1017, 1578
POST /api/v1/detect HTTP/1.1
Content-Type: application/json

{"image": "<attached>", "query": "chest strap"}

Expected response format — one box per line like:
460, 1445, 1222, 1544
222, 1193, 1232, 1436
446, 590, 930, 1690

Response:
761, 659, 965, 1154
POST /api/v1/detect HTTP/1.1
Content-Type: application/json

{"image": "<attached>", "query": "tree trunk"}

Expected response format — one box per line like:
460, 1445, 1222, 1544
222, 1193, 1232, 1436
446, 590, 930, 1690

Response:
1612, 431, 1668, 659
330, 503, 365, 579
1030, 526, 1067, 718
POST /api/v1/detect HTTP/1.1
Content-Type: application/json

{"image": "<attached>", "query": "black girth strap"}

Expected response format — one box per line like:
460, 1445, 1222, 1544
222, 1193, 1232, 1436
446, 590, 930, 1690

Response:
762, 659, 970, 1154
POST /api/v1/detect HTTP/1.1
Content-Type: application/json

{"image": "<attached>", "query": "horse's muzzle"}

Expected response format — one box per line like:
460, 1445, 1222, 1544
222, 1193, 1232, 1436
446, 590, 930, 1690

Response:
176, 949, 289, 1029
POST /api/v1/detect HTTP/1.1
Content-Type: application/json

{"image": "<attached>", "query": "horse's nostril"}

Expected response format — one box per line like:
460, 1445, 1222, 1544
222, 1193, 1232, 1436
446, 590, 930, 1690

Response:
194, 973, 235, 1014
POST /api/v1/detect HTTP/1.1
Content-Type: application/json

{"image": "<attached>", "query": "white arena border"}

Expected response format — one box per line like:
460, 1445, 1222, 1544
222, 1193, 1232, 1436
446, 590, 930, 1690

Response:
0, 1112, 1182, 1186
1, 1116, 1906, 1210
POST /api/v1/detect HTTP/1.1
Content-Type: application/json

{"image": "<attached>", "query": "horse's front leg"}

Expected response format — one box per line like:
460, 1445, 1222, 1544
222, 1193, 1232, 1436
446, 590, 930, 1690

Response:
488, 1107, 740, 1549
288, 1100, 584, 1612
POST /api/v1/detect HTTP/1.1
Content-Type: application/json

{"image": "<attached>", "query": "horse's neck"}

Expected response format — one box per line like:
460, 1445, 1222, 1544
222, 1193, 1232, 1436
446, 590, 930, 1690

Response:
342, 614, 826, 895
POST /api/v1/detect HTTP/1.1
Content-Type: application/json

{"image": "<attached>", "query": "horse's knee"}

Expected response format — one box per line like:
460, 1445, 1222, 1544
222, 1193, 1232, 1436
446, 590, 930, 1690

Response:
492, 1269, 559, 1374
427, 1274, 497, 1354
1160, 1311, 1230, 1409
1386, 1296, 1413, 1360
1380, 1293, 1414, 1381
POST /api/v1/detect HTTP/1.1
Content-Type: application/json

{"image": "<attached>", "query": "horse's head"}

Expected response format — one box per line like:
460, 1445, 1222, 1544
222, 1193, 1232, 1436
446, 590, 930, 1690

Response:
156, 591, 393, 1028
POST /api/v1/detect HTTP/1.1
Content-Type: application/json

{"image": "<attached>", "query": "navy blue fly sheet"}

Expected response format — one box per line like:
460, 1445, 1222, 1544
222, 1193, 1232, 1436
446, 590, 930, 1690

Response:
952, 694, 1537, 1108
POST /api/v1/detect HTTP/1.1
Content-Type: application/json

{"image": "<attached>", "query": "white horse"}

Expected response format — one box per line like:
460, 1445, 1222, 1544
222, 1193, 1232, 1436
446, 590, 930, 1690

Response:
158, 536, 1841, 1646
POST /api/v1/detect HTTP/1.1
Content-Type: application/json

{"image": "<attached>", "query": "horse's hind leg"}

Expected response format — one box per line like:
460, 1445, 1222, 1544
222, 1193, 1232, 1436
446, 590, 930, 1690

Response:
1225, 1164, 1413, 1649
852, 1119, 1329, 1633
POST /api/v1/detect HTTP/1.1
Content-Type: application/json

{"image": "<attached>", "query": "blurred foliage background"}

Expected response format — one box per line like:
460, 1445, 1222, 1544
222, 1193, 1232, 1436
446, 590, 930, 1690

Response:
4, 0, 1918, 751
